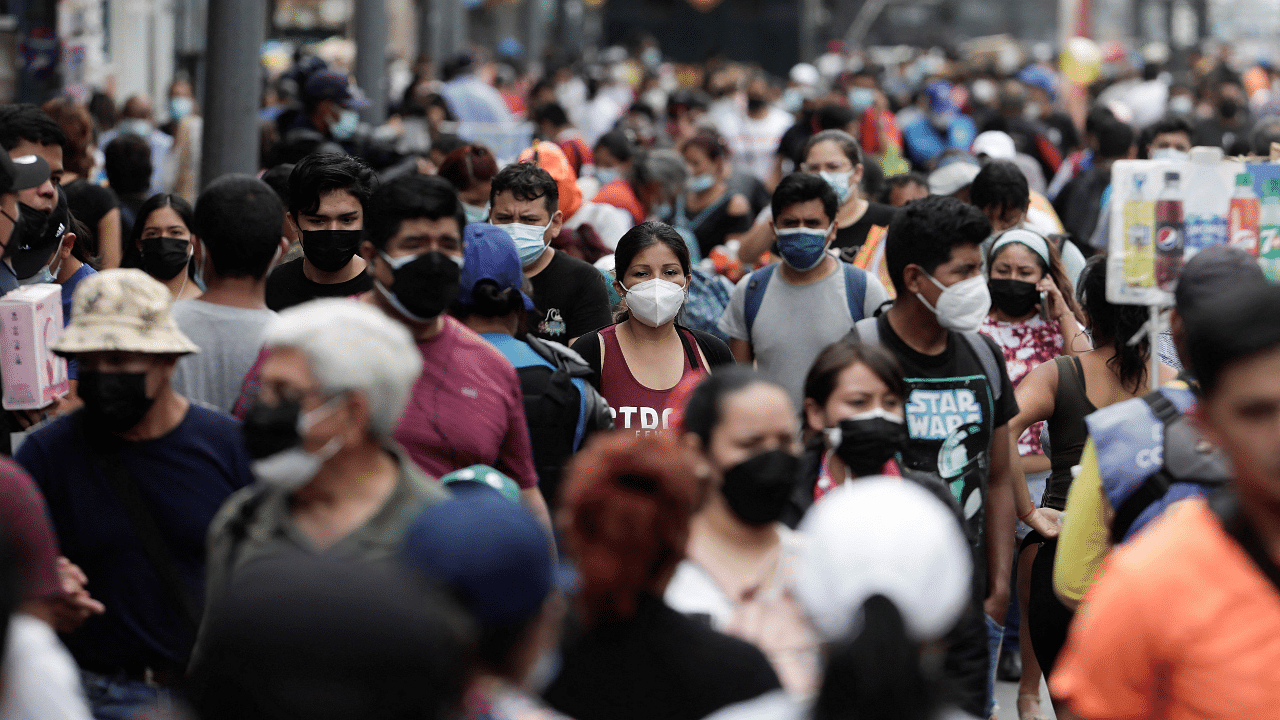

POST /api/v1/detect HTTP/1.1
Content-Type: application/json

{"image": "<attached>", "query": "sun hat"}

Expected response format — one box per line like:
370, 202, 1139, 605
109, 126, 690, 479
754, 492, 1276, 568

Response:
52, 268, 200, 356
795, 477, 973, 643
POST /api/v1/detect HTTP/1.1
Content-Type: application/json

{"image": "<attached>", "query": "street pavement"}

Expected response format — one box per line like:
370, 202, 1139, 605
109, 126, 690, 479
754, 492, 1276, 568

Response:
996, 677, 1056, 719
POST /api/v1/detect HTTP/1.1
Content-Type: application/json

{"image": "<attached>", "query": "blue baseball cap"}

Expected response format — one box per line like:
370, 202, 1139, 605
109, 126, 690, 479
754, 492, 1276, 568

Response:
401, 486, 553, 625
926, 79, 957, 116
456, 223, 536, 311
1017, 65, 1058, 102
302, 70, 370, 110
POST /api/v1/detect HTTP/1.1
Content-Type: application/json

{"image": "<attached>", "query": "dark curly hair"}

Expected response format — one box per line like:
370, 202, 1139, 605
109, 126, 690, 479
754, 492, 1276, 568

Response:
1077, 255, 1150, 392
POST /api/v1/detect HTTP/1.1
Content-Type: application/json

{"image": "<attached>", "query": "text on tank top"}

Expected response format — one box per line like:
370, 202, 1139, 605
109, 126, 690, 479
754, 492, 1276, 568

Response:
599, 324, 698, 437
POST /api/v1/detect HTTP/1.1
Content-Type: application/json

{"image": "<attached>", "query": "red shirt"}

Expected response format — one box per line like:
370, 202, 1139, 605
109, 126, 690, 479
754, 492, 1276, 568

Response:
599, 325, 702, 437
393, 316, 538, 488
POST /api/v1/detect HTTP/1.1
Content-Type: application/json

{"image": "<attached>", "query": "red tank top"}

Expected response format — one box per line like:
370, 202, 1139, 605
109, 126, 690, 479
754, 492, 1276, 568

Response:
599, 324, 700, 436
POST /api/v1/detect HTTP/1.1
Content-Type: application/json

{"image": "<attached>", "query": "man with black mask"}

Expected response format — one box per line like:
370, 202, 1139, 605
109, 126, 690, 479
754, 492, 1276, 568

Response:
0, 151, 51, 293
357, 174, 551, 534
15, 269, 253, 718
265, 152, 376, 311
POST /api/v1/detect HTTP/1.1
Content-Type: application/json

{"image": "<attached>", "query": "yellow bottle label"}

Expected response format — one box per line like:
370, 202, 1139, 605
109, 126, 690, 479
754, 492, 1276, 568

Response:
1123, 198, 1156, 288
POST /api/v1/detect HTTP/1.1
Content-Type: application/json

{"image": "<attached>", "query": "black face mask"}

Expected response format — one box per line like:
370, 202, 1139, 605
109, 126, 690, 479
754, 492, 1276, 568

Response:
831, 413, 907, 478
78, 371, 155, 432
376, 250, 462, 323
746, 95, 767, 112
988, 278, 1039, 318
139, 236, 192, 281
6, 203, 53, 276
720, 449, 800, 525
242, 398, 303, 460
1219, 98, 1241, 119
301, 229, 363, 273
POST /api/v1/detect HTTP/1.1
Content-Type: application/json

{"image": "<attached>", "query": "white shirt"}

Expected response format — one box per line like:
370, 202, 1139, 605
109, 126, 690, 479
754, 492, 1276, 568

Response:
0, 614, 93, 720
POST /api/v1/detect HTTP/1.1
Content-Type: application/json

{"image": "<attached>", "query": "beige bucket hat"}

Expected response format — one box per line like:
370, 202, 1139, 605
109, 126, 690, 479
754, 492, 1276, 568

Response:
52, 269, 200, 356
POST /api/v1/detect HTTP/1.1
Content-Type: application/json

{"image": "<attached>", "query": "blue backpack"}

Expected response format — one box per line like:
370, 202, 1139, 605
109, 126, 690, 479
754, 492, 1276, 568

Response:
743, 261, 868, 344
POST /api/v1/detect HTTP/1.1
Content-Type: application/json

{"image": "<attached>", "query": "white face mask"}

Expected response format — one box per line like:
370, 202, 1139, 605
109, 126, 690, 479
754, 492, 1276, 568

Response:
819, 170, 854, 205
624, 277, 687, 327
251, 399, 346, 491
1150, 147, 1189, 163
917, 272, 991, 332
499, 219, 553, 267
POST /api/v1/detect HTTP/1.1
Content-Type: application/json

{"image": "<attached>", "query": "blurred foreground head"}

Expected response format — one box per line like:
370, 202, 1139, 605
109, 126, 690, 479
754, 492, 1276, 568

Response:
558, 433, 703, 626
188, 555, 474, 720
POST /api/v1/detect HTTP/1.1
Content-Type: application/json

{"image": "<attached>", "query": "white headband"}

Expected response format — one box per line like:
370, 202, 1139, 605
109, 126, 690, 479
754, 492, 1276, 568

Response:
990, 229, 1051, 267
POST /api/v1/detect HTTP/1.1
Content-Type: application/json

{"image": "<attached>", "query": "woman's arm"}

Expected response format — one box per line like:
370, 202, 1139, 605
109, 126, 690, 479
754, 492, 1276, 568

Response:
1008, 359, 1064, 536
1038, 275, 1089, 356
98, 208, 122, 269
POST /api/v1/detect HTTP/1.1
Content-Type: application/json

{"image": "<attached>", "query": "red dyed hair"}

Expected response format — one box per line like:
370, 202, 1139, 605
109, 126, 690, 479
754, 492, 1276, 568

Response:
438, 144, 499, 194
559, 433, 704, 626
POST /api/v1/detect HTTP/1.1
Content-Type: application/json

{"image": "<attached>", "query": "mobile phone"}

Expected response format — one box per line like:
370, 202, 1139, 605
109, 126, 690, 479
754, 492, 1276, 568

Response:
1039, 291, 1050, 321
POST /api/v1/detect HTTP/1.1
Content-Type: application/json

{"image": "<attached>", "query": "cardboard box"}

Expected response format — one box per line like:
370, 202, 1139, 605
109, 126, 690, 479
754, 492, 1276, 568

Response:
0, 284, 69, 410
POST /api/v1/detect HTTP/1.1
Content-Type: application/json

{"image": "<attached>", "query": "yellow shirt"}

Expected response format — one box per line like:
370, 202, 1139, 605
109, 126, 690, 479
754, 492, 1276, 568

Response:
1053, 440, 1111, 605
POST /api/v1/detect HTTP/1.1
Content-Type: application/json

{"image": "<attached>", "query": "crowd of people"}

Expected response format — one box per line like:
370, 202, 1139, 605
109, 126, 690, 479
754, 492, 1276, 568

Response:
0, 30, 1278, 720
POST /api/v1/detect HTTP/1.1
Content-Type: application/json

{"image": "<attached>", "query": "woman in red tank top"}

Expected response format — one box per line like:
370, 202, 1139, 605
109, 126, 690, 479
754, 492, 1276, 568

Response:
571, 222, 731, 437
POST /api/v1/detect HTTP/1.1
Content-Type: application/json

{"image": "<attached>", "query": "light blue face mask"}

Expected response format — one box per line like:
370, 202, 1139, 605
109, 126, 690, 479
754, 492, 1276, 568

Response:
117, 119, 152, 138
497, 219, 553, 267
18, 255, 59, 286
775, 225, 832, 271
169, 96, 195, 122
848, 88, 876, 114
687, 173, 715, 193
595, 168, 621, 186
463, 202, 489, 224
331, 109, 360, 141
820, 170, 855, 205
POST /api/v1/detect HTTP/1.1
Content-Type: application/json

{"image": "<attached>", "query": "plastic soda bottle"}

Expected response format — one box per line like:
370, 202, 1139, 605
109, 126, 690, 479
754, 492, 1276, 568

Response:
1182, 147, 1229, 258
1123, 173, 1156, 288
1154, 171, 1184, 290
1260, 178, 1280, 281
1229, 173, 1260, 258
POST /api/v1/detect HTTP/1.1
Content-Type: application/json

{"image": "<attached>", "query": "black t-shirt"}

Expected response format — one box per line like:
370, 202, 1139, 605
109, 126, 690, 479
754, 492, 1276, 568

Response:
679, 194, 753, 259
544, 594, 781, 720
528, 250, 612, 343
264, 257, 374, 311
62, 178, 118, 231
832, 202, 896, 263
863, 313, 1017, 585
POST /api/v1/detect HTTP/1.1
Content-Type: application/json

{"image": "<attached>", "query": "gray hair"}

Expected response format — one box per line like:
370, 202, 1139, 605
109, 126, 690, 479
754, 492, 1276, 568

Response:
263, 299, 423, 440
638, 149, 689, 200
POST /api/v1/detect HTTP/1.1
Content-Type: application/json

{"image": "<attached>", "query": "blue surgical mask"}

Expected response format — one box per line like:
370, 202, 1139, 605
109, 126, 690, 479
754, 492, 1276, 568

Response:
498, 219, 553, 266
169, 96, 195, 122
463, 202, 489, 224
1150, 147, 1189, 163
595, 168, 620, 186
782, 88, 804, 113
687, 173, 715, 193
775, 225, 831, 271
117, 119, 152, 137
18, 255, 59, 286
820, 171, 855, 205
848, 88, 876, 113
331, 109, 360, 140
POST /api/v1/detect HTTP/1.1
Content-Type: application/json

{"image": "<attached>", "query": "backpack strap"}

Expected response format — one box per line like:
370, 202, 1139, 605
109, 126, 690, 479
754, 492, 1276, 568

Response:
1109, 392, 1196, 542
676, 327, 704, 371
841, 262, 868, 322
961, 332, 1004, 403
743, 263, 779, 345
1209, 490, 1280, 597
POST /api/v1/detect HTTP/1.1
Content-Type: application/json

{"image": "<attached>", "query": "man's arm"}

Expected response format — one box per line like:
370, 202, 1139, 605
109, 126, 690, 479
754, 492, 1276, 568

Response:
984, 423, 1016, 623
729, 338, 753, 365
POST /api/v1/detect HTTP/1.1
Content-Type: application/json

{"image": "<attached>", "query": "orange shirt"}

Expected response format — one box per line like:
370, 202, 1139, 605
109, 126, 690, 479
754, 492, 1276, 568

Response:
593, 178, 645, 225
1051, 499, 1280, 719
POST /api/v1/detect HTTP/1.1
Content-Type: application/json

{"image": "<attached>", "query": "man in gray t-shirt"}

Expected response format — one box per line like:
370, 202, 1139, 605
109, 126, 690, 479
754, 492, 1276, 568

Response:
172, 175, 286, 411
718, 173, 889, 408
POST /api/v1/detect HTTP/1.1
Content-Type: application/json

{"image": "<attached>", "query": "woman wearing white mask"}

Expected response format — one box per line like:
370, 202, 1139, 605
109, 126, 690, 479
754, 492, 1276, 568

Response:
673, 132, 751, 261
571, 222, 733, 436
205, 299, 446, 604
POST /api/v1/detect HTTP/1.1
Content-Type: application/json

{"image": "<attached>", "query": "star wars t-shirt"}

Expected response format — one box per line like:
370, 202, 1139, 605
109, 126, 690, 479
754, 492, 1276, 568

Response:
865, 313, 1018, 574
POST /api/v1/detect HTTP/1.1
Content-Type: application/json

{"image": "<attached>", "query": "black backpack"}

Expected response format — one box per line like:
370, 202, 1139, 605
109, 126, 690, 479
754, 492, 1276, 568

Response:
519, 336, 612, 509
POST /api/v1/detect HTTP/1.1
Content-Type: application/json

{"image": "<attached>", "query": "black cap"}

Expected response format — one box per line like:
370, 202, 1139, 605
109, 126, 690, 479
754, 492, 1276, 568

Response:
9, 187, 69, 279
0, 154, 49, 195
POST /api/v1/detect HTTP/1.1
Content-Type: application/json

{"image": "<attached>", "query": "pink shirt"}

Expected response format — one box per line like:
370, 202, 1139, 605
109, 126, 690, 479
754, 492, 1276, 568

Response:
980, 315, 1064, 456
393, 316, 538, 489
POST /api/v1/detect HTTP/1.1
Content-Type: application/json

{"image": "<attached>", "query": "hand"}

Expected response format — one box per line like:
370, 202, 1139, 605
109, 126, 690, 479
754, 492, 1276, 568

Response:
1036, 277, 1067, 321
49, 557, 105, 634
984, 590, 1010, 625
1023, 506, 1063, 538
